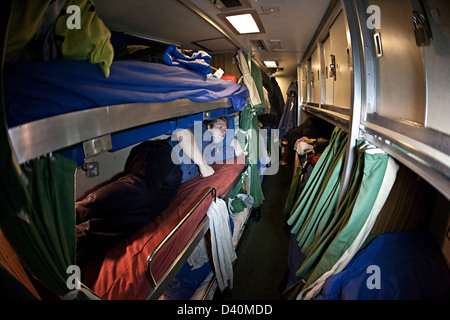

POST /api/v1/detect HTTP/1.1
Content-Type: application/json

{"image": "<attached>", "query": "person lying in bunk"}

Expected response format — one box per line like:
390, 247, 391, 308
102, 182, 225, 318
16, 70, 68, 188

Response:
75, 116, 244, 266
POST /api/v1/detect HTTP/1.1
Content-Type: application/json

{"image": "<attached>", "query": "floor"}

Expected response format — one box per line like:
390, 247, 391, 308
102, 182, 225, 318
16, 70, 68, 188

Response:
214, 161, 294, 300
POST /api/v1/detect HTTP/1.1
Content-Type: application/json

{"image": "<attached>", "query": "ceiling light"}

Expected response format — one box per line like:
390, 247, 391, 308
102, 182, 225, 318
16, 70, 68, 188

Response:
226, 13, 259, 33
219, 10, 265, 35
264, 60, 278, 68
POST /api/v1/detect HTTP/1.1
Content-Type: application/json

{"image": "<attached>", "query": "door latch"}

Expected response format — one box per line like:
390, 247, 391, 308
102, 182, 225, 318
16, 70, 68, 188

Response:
329, 54, 337, 81
412, 10, 432, 46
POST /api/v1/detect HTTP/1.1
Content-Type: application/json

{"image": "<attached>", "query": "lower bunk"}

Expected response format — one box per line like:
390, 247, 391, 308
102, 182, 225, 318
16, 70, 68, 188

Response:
82, 155, 247, 300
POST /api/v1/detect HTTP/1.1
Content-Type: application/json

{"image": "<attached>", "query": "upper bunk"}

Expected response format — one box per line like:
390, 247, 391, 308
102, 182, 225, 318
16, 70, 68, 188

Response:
3, 1, 249, 166
5, 57, 248, 165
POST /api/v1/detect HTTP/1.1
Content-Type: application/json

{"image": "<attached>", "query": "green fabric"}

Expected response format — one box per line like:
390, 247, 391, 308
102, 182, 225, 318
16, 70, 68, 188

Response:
295, 136, 349, 252
233, 52, 266, 208
250, 59, 265, 113
227, 169, 249, 214
285, 137, 395, 300
0, 154, 78, 297
282, 165, 306, 216
287, 127, 347, 233
5, 0, 113, 77
299, 147, 390, 298
55, 0, 114, 77
238, 106, 264, 208
5, 0, 52, 62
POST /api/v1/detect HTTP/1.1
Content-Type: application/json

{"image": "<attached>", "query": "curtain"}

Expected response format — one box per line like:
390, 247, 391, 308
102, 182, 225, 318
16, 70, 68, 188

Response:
0, 153, 99, 299
282, 163, 306, 216
285, 128, 399, 300
234, 50, 265, 208
287, 127, 348, 234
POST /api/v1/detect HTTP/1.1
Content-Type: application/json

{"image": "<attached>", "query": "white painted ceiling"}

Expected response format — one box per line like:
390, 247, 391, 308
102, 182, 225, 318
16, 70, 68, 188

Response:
94, 0, 331, 79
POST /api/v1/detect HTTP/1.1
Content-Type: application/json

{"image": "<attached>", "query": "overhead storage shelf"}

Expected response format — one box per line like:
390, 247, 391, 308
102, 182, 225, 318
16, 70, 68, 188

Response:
301, 104, 350, 132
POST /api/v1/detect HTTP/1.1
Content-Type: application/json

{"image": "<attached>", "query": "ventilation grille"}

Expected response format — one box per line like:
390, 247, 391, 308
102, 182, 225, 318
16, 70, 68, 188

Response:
210, 0, 252, 12
251, 39, 267, 52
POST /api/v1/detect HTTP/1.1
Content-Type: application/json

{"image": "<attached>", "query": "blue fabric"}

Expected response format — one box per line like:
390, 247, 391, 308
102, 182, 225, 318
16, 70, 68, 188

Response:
278, 81, 298, 140
163, 44, 212, 75
169, 123, 236, 183
316, 230, 450, 300
4, 59, 249, 127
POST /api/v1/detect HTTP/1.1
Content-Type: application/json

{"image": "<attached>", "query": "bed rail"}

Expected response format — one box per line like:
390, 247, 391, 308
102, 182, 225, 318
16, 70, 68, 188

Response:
146, 187, 217, 291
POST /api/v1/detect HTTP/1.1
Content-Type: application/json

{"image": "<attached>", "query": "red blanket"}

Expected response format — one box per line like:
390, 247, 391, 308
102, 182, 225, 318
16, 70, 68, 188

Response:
85, 156, 246, 300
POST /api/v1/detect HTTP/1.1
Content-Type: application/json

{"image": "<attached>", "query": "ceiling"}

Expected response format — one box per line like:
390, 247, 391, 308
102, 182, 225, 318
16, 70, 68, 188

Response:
94, 0, 332, 79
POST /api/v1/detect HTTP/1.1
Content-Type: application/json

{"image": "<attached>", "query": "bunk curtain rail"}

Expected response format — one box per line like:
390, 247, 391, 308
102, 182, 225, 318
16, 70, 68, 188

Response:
146, 187, 216, 289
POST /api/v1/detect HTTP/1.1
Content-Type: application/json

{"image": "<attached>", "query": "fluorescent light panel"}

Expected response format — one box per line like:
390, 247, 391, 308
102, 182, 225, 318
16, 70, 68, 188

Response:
264, 60, 278, 68
225, 13, 259, 34
219, 10, 264, 35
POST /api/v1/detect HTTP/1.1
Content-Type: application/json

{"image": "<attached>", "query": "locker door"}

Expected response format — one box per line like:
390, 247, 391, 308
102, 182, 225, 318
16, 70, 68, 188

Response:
323, 35, 334, 105
422, 0, 450, 135
329, 11, 351, 109
311, 46, 321, 104
300, 63, 308, 104
368, 0, 426, 124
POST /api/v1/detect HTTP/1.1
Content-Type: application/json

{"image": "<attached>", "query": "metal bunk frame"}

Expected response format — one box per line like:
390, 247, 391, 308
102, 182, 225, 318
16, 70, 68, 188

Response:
8, 98, 233, 165
145, 187, 217, 300
145, 161, 248, 300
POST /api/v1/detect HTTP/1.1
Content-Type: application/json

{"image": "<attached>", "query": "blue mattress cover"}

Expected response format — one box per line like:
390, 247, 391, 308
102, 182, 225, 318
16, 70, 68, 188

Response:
4, 59, 249, 127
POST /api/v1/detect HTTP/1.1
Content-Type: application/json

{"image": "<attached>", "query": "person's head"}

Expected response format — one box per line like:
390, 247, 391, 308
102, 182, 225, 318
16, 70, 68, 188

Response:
205, 116, 228, 144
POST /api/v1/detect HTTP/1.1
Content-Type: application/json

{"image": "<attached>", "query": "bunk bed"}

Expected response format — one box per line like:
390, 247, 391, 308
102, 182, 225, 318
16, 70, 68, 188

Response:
4, 58, 248, 165
2, 33, 252, 299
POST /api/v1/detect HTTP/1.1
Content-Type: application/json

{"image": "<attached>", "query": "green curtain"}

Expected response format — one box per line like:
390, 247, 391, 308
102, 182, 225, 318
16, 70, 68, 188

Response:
233, 51, 265, 209
282, 164, 306, 216
285, 135, 399, 300
0, 153, 98, 299
287, 127, 348, 234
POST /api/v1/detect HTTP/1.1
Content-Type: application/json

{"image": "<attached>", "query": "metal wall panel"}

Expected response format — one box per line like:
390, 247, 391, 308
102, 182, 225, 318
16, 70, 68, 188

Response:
422, 0, 450, 135
368, 0, 426, 124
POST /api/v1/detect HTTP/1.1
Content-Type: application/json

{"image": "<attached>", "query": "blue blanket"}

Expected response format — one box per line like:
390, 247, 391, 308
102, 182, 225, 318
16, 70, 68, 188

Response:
316, 230, 450, 300
4, 59, 249, 127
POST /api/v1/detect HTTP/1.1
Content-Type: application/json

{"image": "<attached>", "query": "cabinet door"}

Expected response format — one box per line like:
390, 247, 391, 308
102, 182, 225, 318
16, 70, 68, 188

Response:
323, 35, 334, 105
322, 11, 351, 108
330, 11, 351, 109
368, 0, 426, 124
422, 0, 450, 135
311, 46, 321, 104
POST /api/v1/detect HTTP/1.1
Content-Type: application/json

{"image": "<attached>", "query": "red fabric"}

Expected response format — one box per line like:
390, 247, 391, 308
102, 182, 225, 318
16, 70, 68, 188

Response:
86, 156, 246, 300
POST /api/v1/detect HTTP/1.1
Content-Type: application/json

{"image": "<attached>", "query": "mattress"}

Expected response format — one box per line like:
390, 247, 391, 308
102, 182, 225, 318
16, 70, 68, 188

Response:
4, 59, 249, 128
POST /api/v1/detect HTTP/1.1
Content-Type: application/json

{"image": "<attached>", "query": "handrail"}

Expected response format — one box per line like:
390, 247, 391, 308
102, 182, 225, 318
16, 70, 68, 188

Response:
146, 187, 216, 288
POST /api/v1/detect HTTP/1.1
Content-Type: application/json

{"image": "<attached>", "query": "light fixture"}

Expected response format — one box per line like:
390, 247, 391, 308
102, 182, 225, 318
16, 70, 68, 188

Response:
264, 60, 278, 68
219, 10, 265, 35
